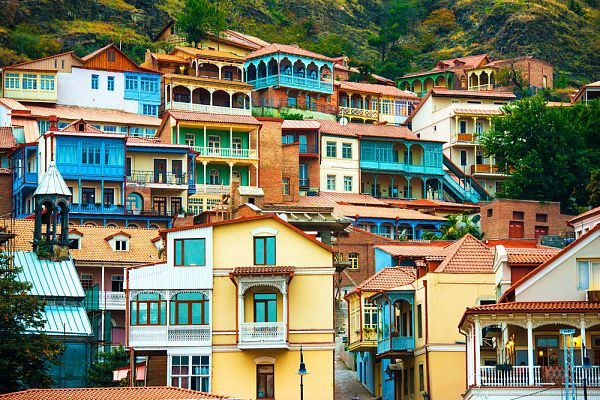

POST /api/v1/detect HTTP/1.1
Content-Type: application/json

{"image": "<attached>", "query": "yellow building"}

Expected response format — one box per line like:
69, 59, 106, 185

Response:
127, 214, 335, 399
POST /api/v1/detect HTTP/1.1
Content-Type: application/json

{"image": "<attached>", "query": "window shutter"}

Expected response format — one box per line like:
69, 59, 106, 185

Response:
577, 261, 590, 291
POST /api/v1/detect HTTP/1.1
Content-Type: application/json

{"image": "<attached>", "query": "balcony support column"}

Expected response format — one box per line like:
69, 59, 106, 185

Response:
527, 316, 534, 385
373, 174, 377, 197
580, 315, 587, 366
228, 162, 234, 185
455, 116, 459, 141
202, 162, 208, 193
101, 265, 105, 343
467, 327, 474, 387
237, 293, 244, 343
229, 92, 233, 113
283, 283, 288, 341
474, 318, 481, 386
203, 125, 207, 150
229, 127, 233, 154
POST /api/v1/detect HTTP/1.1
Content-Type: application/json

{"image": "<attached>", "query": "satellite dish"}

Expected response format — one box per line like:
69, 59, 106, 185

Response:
339, 117, 348, 126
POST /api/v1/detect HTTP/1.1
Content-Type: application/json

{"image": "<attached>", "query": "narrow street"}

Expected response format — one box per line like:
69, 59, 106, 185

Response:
335, 353, 377, 400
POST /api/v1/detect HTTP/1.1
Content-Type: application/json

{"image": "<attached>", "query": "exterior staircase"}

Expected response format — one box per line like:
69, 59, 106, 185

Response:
442, 155, 490, 204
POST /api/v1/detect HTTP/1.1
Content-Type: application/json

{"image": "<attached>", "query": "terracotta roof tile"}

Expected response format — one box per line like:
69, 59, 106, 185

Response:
333, 203, 446, 222
453, 108, 503, 116
0, 127, 16, 148
175, 46, 244, 62
0, 387, 227, 400
245, 43, 336, 62
167, 110, 261, 126
320, 192, 389, 206
465, 301, 600, 315
151, 53, 188, 63
231, 266, 295, 275
434, 234, 494, 273
7, 219, 161, 264
317, 119, 421, 140
374, 243, 451, 258
347, 267, 416, 296
59, 119, 105, 134
568, 205, 600, 224
281, 120, 321, 130
505, 247, 560, 265
430, 89, 516, 99
24, 104, 161, 126
0, 98, 30, 111
337, 81, 418, 99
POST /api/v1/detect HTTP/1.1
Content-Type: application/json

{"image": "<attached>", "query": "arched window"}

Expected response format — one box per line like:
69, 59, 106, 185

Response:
127, 193, 143, 212
170, 292, 209, 325
209, 169, 220, 185
106, 223, 118, 228
128, 223, 139, 229
149, 224, 160, 229
130, 293, 166, 325
283, 66, 292, 76
308, 70, 318, 80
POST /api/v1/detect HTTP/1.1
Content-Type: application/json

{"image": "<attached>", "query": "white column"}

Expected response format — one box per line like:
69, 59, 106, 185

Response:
466, 328, 474, 387
527, 316, 534, 385
203, 125, 207, 153
474, 318, 481, 386
501, 323, 509, 364
581, 315, 587, 366
238, 290, 244, 342
202, 162, 208, 192
282, 284, 288, 340
218, 66, 222, 80
229, 127, 233, 153
228, 162, 234, 185
101, 265, 105, 342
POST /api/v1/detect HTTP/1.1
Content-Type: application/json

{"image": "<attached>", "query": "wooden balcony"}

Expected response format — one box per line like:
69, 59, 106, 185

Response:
127, 170, 188, 189
471, 164, 499, 174
348, 328, 378, 352
238, 322, 287, 349
479, 365, 600, 387
166, 101, 252, 116
99, 291, 126, 310
129, 325, 211, 348
338, 106, 379, 121
191, 146, 258, 161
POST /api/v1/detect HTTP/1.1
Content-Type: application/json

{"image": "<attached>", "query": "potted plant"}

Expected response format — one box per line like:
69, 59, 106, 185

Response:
177, 207, 185, 218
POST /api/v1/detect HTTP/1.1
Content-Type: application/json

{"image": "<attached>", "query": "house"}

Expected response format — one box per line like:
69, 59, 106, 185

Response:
157, 111, 261, 215
0, 387, 229, 400
459, 226, 600, 399
465, 56, 553, 92
337, 81, 419, 125
281, 120, 321, 195
572, 80, 600, 104
244, 43, 337, 120
569, 205, 600, 238
0, 126, 15, 216
126, 214, 335, 399
406, 88, 516, 197
142, 47, 253, 116
480, 199, 573, 240
317, 119, 360, 194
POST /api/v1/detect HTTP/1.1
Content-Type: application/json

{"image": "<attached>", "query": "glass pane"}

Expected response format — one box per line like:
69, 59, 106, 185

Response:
266, 237, 276, 265
255, 238, 265, 264
266, 374, 274, 397
180, 376, 188, 388
201, 356, 209, 366
130, 303, 137, 325
175, 240, 183, 265
204, 300, 210, 324
170, 301, 176, 325
255, 302, 266, 323
267, 300, 277, 322
184, 239, 205, 266
171, 378, 179, 387
160, 303, 166, 324
178, 303, 189, 324
255, 293, 277, 300
178, 292, 203, 300
191, 303, 202, 324
201, 377, 209, 392
190, 377, 201, 391
192, 356, 201, 366
149, 302, 158, 324
139, 303, 148, 324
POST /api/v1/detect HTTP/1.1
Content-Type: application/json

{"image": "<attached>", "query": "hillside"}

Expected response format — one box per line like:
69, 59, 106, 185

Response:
0, 0, 598, 86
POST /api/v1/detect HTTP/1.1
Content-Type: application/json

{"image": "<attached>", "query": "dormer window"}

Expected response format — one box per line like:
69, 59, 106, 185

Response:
105, 232, 132, 252
68, 230, 83, 250
115, 240, 128, 251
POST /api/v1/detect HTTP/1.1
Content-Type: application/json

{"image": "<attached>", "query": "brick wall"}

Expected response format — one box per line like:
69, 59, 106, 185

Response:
258, 119, 284, 204
480, 199, 573, 240
254, 87, 338, 113
514, 58, 553, 89
0, 171, 12, 217
125, 186, 152, 211
281, 144, 300, 203
333, 227, 394, 291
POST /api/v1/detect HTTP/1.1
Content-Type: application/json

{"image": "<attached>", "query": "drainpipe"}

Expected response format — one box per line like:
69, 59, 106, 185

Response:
423, 279, 431, 398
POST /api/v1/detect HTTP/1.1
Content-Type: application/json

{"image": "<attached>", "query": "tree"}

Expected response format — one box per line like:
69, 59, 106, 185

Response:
176, 0, 231, 47
0, 252, 63, 393
422, 214, 482, 240
481, 96, 600, 213
587, 169, 600, 207
88, 346, 130, 387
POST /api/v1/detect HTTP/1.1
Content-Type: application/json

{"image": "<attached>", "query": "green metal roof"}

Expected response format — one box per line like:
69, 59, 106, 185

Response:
42, 305, 92, 336
15, 251, 85, 298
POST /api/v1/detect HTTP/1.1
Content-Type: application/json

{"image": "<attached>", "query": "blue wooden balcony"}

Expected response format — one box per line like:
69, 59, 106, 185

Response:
247, 74, 333, 94
360, 160, 443, 175
58, 163, 124, 180
377, 335, 415, 355
71, 204, 126, 215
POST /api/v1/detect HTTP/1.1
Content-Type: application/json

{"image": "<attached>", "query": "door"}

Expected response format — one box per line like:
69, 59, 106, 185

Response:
153, 196, 167, 215
534, 226, 548, 238
299, 135, 307, 153
232, 137, 242, 157
509, 221, 524, 239
81, 187, 95, 205
103, 188, 115, 206
208, 135, 220, 155
172, 160, 183, 184
299, 163, 308, 187
374, 362, 382, 396
154, 159, 167, 183
170, 197, 182, 215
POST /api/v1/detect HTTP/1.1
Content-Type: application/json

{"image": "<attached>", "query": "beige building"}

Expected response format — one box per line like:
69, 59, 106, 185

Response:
318, 120, 360, 194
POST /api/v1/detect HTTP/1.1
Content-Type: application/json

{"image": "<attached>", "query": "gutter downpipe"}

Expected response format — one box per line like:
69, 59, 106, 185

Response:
423, 279, 431, 398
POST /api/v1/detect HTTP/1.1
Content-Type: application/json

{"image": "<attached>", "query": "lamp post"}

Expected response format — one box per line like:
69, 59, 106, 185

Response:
297, 345, 309, 400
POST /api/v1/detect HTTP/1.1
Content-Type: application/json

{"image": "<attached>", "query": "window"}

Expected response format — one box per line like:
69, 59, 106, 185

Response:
115, 240, 128, 251
126, 157, 132, 177
536, 213, 548, 222
37, 120, 51, 134
418, 364, 425, 391
577, 260, 600, 290
476, 150, 483, 165
512, 211, 524, 220
460, 150, 467, 166
107, 50, 116, 62
82, 146, 101, 164
254, 236, 276, 265
170, 292, 209, 325
208, 135, 221, 153
343, 176, 353, 192
142, 104, 158, 116
107, 76, 115, 91
342, 143, 352, 159
140, 76, 158, 92
171, 355, 210, 392
282, 178, 290, 195
91, 74, 99, 90
130, 293, 166, 325
417, 304, 423, 338
363, 299, 377, 329
535, 336, 559, 366
68, 237, 80, 250
174, 238, 206, 266
326, 141, 337, 157
5, 73, 19, 89
103, 125, 117, 133
326, 175, 336, 191
380, 99, 392, 115
486, 209, 493, 217
22, 74, 37, 90
287, 95, 297, 107
126, 193, 142, 211
81, 187, 96, 205
534, 226, 548, 239
348, 252, 359, 269
185, 134, 195, 147
459, 120, 467, 133
40, 75, 54, 91
254, 293, 277, 322
103, 188, 115, 206
80, 273, 93, 289
111, 275, 124, 292
125, 75, 138, 91
257, 364, 274, 399
209, 169, 220, 185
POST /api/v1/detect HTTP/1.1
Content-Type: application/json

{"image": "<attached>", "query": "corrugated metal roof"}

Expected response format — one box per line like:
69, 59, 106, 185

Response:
281, 120, 321, 129
42, 305, 92, 336
15, 251, 84, 298
33, 161, 72, 197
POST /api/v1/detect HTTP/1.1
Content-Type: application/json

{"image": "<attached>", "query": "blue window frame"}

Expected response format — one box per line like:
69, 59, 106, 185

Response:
254, 236, 275, 265
140, 76, 158, 92
91, 74, 99, 90
174, 238, 206, 266
254, 293, 277, 322
125, 75, 138, 91
82, 145, 101, 164
142, 104, 158, 116
22, 74, 37, 90
107, 76, 115, 91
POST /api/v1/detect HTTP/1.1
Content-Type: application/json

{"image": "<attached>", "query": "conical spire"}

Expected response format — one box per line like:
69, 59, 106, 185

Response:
33, 161, 72, 197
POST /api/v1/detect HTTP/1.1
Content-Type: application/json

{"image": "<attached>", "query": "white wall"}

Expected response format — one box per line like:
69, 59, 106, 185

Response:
0, 104, 11, 126
319, 135, 360, 193
573, 213, 600, 238
57, 69, 138, 113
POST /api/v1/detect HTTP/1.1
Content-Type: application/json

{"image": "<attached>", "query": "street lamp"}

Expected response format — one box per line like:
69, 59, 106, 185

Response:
297, 345, 309, 400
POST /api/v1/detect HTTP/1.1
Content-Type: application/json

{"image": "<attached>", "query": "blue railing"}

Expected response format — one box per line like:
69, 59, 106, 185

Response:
71, 204, 125, 215
25, 172, 38, 183
377, 335, 415, 354
442, 173, 481, 203
247, 74, 333, 94
360, 160, 443, 175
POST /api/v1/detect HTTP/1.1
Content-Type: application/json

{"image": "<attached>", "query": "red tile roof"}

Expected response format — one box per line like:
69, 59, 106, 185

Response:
430, 89, 516, 99
505, 247, 560, 265
245, 43, 336, 62
25, 104, 161, 126
374, 243, 451, 258
231, 266, 295, 275
453, 108, 504, 116
0, 387, 227, 400
166, 110, 261, 126
337, 81, 418, 99
317, 119, 423, 140
434, 234, 494, 273
465, 301, 600, 315
126, 136, 188, 149
333, 203, 446, 222
320, 192, 388, 206
568, 206, 600, 224
346, 267, 417, 296
0, 127, 16, 149
0, 98, 30, 111
59, 119, 105, 134
281, 120, 321, 130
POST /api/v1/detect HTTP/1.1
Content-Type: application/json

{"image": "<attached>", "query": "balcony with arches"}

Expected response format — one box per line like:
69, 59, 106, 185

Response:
165, 84, 252, 116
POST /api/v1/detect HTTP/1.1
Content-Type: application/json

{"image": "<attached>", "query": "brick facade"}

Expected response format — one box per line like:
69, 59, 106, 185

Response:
0, 171, 12, 217
257, 119, 284, 204
333, 227, 394, 291
480, 199, 573, 240
495, 57, 553, 90
254, 87, 338, 115
281, 144, 300, 203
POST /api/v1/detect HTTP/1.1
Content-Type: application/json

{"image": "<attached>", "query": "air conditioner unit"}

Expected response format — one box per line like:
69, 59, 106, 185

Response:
587, 290, 600, 302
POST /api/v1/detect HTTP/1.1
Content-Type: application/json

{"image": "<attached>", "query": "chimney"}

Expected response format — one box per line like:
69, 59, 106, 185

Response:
49, 115, 58, 131
230, 179, 241, 210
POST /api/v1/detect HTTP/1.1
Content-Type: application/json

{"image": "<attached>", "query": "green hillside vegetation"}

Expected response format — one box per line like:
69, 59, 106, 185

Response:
0, 0, 598, 87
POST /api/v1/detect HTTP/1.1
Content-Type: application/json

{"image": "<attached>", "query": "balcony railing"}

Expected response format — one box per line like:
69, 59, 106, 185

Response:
239, 322, 286, 348
253, 97, 338, 115
339, 106, 379, 120
129, 325, 211, 347
455, 133, 478, 143
128, 170, 187, 186
469, 83, 497, 91
191, 146, 258, 160
377, 335, 415, 354
195, 184, 230, 194
480, 365, 600, 387
299, 143, 318, 155
166, 101, 251, 116
360, 160, 443, 175
470, 164, 499, 174
248, 74, 333, 94
99, 291, 125, 310
71, 204, 125, 215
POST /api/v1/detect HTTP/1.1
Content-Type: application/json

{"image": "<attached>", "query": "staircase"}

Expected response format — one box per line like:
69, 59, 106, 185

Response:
442, 156, 490, 203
